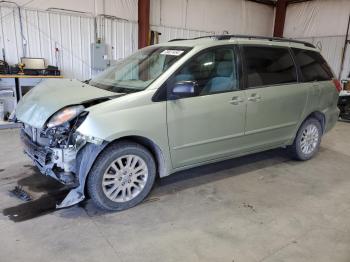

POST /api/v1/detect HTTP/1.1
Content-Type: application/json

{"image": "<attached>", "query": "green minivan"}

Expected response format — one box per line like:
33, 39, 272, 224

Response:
16, 35, 340, 211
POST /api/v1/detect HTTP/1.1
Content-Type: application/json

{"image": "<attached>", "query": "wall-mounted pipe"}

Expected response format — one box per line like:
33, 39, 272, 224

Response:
96, 14, 131, 22
102, 0, 106, 15
0, 1, 27, 57
93, 0, 98, 41
46, 7, 94, 16
17, 6, 26, 57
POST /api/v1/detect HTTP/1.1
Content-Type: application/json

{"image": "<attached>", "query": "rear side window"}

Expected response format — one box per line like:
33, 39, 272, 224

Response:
243, 46, 297, 88
292, 48, 334, 82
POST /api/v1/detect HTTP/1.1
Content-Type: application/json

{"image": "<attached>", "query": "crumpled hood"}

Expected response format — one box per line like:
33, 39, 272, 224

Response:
16, 79, 116, 128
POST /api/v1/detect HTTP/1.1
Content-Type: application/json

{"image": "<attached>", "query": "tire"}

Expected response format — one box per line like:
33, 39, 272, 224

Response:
289, 118, 322, 161
87, 141, 156, 211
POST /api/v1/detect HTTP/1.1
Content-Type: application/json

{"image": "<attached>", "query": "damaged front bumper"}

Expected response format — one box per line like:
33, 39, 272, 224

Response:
20, 129, 81, 185
20, 129, 107, 208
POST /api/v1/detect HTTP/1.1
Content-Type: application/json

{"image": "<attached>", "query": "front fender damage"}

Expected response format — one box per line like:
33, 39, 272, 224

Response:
56, 142, 108, 208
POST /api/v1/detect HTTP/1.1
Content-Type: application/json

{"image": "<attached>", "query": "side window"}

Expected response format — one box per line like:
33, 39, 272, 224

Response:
172, 47, 239, 96
292, 48, 334, 82
243, 46, 297, 88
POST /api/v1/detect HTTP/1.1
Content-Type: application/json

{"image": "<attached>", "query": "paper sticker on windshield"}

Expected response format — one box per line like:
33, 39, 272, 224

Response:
161, 50, 184, 56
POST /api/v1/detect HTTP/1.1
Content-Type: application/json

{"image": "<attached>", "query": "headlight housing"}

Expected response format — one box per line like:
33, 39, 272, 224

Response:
47, 105, 85, 128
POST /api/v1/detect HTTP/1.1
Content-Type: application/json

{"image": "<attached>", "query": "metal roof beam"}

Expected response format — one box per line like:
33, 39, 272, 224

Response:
138, 0, 150, 48
245, 0, 276, 6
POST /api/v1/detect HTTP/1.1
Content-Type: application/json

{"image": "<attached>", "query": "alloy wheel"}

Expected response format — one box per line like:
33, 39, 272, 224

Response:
300, 123, 320, 155
102, 154, 148, 203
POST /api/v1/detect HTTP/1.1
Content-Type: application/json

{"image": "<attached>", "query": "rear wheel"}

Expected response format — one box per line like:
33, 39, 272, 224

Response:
289, 118, 322, 161
87, 141, 156, 211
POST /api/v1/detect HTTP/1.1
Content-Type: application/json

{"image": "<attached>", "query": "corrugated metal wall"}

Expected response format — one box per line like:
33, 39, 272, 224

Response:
150, 0, 274, 36
0, 6, 22, 65
284, 0, 350, 79
151, 25, 214, 43
100, 16, 138, 62
0, 5, 138, 80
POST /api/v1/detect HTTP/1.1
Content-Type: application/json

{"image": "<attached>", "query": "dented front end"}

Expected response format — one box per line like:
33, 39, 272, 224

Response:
15, 79, 122, 207
21, 116, 87, 185
20, 112, 106, 208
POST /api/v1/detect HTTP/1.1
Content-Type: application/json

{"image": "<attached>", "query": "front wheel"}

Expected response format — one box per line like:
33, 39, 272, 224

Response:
87, 141, 156, 211
289, 118, 322, 161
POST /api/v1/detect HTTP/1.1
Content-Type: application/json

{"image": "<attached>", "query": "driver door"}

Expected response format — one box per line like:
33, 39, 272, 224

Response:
166, 46, 247, 168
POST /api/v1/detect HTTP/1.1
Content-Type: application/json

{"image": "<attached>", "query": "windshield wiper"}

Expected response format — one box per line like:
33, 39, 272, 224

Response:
111, 86, 140, 93
90, 81, 140, 94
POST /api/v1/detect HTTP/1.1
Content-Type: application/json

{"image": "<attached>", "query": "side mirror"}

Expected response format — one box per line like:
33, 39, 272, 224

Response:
169, 81, 197, 100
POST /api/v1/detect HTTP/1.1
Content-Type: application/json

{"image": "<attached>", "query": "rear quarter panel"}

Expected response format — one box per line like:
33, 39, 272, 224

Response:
318, 81, 340, 132
290, 80, 339, 143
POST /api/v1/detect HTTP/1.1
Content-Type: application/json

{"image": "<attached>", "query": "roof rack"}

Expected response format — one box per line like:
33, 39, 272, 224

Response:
168, 34, 316, 48
168, 38, 187, 42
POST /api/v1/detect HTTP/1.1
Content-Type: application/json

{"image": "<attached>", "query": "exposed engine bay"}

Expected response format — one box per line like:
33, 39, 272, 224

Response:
19, 96, 118, 208
21, 112, 87, 185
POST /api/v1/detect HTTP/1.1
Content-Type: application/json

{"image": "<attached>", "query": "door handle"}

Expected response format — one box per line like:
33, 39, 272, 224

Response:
230, 96, 244, 105
247, 94, 261, 102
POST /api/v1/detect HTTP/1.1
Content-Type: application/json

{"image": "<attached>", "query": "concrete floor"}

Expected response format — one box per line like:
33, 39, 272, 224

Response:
0, 122, 350, 262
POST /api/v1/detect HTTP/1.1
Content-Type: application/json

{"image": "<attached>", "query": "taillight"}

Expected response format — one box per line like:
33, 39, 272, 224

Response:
333, 79, 342, 93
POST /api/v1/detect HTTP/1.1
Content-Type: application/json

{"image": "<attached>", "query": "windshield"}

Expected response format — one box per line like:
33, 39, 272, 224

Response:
89, 46, 191, 93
